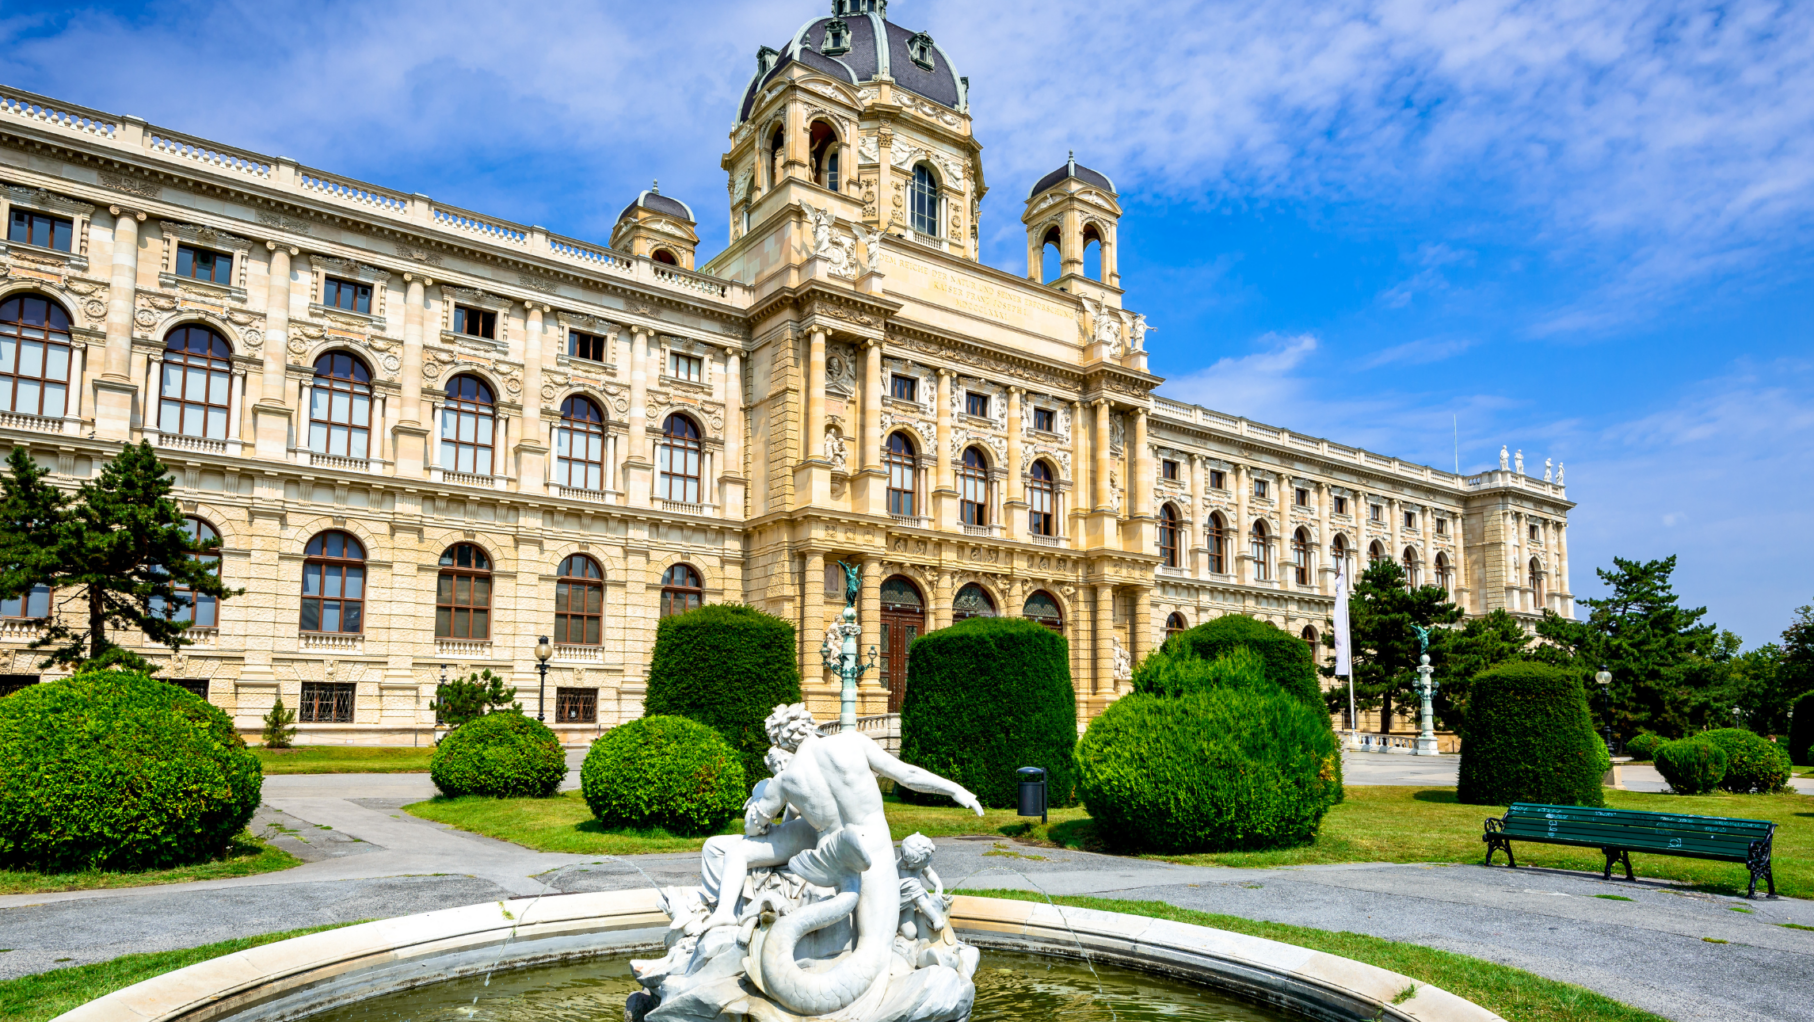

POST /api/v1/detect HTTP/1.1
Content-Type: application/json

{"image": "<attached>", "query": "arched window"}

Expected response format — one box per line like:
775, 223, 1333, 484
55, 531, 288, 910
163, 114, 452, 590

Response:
151, 516, 221, 628
1332, 534, 1352, 583
910, 164, 939, 236
1040, 225, 1061, 285
1082, 222, 1103, 280
1529, 558, 1544, 603
768, 126, 785, 184
310, 352, 373, 459
885, 431, 917, 517
1368, 540, 1386, 563
1435, 552, 1453, 594
301, 531, 365, 634
1403, 547, 1420, 587
878, 576, 924, 712
1158, 503, 1181, 568
555, 554, 604, 646
652, 249, 678, 266
1250, 521, 1271, 581
951, 582, 996, 622
1293, 528, 1312, 585
1165, 612, 1188, 638
809, 121, 840, 192
1027, 459, 1056, 536
438, 374, 495, 475
661, 563, 703, 617
1301, 624, 1319, 646
436, 543, 492, 640
0, 294, 72, 419
1207, 513, 1228, 574
1023, 590, 1064, 633
658, 414, 703, 504
958, 446, 989, 526
161, 325, 232, 440
555, 396, 606, 491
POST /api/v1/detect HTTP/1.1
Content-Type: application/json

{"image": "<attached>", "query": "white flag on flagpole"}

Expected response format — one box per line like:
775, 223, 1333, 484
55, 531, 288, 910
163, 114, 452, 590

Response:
1334, 556, 1355, 739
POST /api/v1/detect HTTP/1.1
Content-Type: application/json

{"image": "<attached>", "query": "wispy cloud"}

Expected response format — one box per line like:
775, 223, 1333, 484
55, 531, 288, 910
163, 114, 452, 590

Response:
1362, 337, 1477, 368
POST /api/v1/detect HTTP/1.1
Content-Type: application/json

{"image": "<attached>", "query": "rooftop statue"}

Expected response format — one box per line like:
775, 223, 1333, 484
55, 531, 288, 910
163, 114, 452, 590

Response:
629, 703, 984, 1022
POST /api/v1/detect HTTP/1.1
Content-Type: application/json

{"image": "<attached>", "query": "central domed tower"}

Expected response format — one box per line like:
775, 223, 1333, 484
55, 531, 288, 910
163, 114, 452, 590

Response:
706, 0, 986, 275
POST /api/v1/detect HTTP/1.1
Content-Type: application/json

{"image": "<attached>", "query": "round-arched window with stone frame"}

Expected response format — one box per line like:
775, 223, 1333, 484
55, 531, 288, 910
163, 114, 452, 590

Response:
951, 582, 996, 622
0, 294, 73, 420
436, 543, 493, 640
309, 351, 373, 460
1023, 590, 1064, 633
555, 554, 604, 646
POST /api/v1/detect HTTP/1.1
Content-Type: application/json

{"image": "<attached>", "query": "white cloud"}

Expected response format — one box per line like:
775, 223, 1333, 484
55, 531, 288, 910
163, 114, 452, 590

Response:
1362, 337, 1477, 368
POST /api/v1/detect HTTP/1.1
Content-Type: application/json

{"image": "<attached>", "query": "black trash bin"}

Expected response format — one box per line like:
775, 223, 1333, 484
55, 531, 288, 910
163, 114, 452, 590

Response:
1016, 766, 1047, 824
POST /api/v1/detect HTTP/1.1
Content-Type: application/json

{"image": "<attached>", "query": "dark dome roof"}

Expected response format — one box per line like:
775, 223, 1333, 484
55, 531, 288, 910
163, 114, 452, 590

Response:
1029, 155, 1117, 199
738, 8, 967, 123
617, 185, 695, 224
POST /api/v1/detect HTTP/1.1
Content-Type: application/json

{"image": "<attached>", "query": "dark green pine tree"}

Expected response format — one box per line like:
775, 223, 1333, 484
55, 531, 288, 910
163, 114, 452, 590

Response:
0, 442, 239, 668
1532, 555, 1717, 740
1433, 608, 1531, 732
1321, 558, 1462, 731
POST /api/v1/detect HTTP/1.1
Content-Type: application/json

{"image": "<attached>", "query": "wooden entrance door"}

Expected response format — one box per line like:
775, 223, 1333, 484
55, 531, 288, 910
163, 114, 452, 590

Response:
877, 575, 925, 713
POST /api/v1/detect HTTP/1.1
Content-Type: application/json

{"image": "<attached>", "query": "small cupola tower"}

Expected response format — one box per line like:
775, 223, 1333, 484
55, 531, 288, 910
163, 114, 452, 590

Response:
611, 181, 702, 270
1022, 153, 1122, 296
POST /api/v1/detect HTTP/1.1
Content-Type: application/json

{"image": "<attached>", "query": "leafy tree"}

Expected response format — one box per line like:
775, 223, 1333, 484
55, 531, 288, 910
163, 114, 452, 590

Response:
431, 668, 520, 729
1776, 602, 1814, 721
261, 695, 298, 748
1431, 608, 1530, 732
0, 443, 239, 667
1320, 559, 1461, 731
1533, 555, 1717, 741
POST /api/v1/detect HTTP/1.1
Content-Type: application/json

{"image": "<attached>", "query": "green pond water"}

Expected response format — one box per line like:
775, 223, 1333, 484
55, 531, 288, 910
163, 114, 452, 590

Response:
304, 951, 1296, 1022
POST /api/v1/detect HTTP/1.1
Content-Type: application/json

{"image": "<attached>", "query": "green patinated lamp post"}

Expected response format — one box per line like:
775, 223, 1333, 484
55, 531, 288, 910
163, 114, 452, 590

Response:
820, 560, 878, 729
1412, 625, 1439, 757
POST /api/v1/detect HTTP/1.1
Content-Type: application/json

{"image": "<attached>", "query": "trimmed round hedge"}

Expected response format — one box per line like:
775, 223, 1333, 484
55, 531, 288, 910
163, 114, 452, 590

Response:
1655, 738, 1726, 795
644, 604, 801, 783
1161, 614, 1321, 707
0, 670, 262, 871
1790, 691, 1814, 767
581, 715, 745, 835
1457, 662, 1608, 807
1076, 687, 1341, 854
1623, 732, 1664, 761
898, 616, 1077, 809
430, 711, 566, 798
1697, 728, 1791, 794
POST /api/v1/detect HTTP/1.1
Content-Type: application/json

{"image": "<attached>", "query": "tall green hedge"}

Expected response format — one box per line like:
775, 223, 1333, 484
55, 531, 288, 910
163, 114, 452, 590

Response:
1162, 614, 1321, 707
643, 603, 801, 782
1457, 662, 1608, 807
430, 711, 566, 798
1790, 691, 1814, 766
898, 617, 1077, 808
581, 715, 745, 835
0, 670, 262, 871
1076, 687, 1341, 853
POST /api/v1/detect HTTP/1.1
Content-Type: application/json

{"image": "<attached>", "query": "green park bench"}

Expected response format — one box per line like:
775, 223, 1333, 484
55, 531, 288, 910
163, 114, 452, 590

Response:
1482, 802, 1777, 898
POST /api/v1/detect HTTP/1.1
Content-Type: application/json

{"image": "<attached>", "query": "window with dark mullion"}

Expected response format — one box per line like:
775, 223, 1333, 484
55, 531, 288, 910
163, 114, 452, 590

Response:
965, 392, 989, 417
8, 210, 72, 252
554, 687, 597, 723
176, 245, 233, 284
454, 306, 496, 339
322, 277, 372, 314
299, 682, 355, 723
569, 330, 607, 362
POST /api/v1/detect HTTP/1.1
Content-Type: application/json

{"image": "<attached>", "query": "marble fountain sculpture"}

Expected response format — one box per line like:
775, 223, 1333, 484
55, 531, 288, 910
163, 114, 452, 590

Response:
627, 703, 984, 1022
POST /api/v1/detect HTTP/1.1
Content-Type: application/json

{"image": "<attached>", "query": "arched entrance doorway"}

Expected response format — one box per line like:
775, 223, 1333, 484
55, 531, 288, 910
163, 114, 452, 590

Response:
878, 575, 924, 712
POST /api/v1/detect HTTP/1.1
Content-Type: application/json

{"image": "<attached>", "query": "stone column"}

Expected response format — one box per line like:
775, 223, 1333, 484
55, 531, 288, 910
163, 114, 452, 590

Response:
1389, 497, 1403, 577
96, 206, 145, 439
1060, 207, 1083, 278
806, 328, 826, 461
392, 274, 430, 477
1317, 481, 1332, 593
1093, 584, 1114, 695
252, 242, 297, 459
862, 340, 882, 469
934, 369, 954, 527
1069, 399, 1086, 537
933, 570, 955, 631
1129, 588, 1152, 690
802, 551, 828, 700
1454, 510, 1471, 613
516, 304, 548, 493
1130, 408, 1151, 519
1188, 454, 1206, 576
875, 125, 894, 232
1557, 522, 1571, 614
722, 349, 744, 510
1234, 463, 1250, 584
859, 555, 883, 694
1004, 387, 1024, 539
626, 327, 651, 506
1092, 400, 1111, 511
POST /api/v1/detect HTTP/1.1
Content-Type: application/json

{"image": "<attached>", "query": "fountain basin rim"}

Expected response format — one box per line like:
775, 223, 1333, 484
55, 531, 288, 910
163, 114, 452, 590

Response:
51, 889, 1504, 1022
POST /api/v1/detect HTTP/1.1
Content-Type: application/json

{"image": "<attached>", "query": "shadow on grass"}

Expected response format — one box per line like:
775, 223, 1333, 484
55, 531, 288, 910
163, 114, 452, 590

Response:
1411, 789, 1462, 804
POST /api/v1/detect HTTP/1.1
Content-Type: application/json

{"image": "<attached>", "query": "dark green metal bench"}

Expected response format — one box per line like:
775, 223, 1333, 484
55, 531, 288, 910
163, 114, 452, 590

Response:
1483, 802, 1777, 898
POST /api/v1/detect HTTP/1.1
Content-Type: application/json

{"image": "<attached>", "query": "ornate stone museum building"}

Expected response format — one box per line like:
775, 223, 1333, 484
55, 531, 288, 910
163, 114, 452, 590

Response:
0, 1, 1573, 740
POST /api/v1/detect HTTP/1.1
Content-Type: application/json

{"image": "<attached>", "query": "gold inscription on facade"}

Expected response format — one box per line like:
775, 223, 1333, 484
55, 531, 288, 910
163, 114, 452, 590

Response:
881, 252, 1072, 331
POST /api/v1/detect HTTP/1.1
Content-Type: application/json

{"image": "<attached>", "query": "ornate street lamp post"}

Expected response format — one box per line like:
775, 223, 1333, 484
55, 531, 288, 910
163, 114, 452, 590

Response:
534, 636, 553, 722
1412, 625, 1439, 756
1595, 666, 1613, 754
819, 560, 878, 730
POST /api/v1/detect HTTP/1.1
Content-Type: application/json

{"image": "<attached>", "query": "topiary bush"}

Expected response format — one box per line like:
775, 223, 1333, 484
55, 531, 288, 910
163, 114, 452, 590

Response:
1457, 662, 1608, 807
1076, 687, 1341, 854
1133, 645, 1269, 698
1697, 728, 1791, 794
430, 711, 566, 798
581, 715, 745, 835
1161, 614, 1321, 707
1623, 732, 1664, 761
644, 604, 801, 783
1655, 738, 1727, 795
1790, 691, 1814, 767
898, 617, 1078, 809
0, 670, 262, 871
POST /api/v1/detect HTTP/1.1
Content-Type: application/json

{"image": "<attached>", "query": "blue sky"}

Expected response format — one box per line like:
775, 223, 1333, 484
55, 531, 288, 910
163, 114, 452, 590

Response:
3, 0, 1811, 645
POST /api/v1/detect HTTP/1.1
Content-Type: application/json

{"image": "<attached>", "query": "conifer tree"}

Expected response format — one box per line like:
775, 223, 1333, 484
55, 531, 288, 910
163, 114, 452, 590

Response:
0, 442, 239, 667
1320, 558, 1462, 731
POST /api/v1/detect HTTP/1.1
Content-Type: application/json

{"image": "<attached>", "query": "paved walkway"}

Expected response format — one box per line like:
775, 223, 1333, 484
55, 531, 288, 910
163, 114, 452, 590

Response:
2, 756, 1809, 1022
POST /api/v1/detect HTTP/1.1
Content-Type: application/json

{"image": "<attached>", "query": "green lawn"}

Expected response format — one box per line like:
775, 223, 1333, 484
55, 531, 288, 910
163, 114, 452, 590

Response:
411, 785, 1810, 899
0, 831, 300, 897
0, 922, 358, 1022
254, 745, 436, 773
962, 891, 1668, 1022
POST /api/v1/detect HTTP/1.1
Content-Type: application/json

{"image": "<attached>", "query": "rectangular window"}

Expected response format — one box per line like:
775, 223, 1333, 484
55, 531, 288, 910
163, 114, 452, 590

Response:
298, 682, 355, 723
1435, 517, 1447, 535
1161, 459, 1179, 481
176, 245, 233, 284
1334, 495, 1348, 515
965, 391, 989, 417
169, 678, 209, 700
570, 330, 607, 362
1254, 479, 1268, 499
668, 352, 703, 382
824, 561, 843, 597
9, 210, 72, 252
1295, 487, 1308, 507
1209, 469, 1225, 490
1530, 524, 1541, 541
1033, 407, 1056, 432
1369, 504, 1383, 522
0, 584, 50, 619
554, 687, 597, 724
1404, 511, 1417, 529
890, 374, 918, 402
322, 277, 372, 314
453, 306, 496, 339
0, 674, 38, 698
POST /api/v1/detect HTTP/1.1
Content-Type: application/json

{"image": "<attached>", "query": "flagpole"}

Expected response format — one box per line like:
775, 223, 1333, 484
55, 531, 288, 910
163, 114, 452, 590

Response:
1334, 556, 1355, 751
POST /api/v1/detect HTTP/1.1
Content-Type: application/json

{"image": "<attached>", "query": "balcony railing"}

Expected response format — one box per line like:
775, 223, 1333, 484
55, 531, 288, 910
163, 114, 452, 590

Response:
891, 514, 932, 530
1029, 534, 1067, 547
147, 431, 228, 454
1157, 565, 1191, 578
553, 644, 604, 663
442, 469, 498, 489
961, 523, 1002, 537
556, 485, 611, 504
0, 410, 71, 435
299, 632, 363, 653
307, 451, 370, 472
658, 499, 712, 516
436, 638, 494, 658
0, 619, 45, 642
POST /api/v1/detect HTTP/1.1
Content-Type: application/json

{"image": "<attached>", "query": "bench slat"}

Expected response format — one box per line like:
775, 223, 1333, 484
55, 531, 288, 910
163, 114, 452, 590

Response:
1485, 801, 1777, 897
